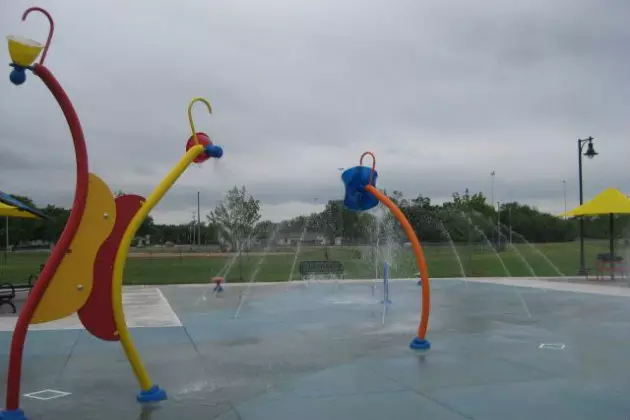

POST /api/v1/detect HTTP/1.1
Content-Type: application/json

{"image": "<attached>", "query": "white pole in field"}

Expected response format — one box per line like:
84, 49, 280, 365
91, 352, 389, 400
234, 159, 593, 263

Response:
4, 217, 8, 259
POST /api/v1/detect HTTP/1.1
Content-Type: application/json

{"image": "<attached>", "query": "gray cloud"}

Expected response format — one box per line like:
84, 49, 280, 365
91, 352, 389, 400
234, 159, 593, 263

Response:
2, 0, 630, 224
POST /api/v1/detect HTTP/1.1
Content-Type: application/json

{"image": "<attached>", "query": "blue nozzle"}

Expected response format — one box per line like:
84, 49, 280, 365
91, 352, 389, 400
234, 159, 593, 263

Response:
9, 64, 26, 86
204, 145, 223, 159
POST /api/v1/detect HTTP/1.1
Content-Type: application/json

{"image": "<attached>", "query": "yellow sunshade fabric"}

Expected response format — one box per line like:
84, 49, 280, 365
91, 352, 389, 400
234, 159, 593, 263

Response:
0, 202, 37, 218
563, 187, 630, 217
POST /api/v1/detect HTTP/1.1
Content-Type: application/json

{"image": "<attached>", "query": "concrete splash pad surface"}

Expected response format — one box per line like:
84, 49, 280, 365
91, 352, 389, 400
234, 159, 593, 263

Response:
2, 278, 630, 419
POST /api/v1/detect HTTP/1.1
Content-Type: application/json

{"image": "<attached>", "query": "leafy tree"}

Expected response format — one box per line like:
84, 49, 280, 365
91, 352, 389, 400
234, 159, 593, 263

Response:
207, 186, 261, 251
4, 187, 620, 249
202, 222, 219, 244
2, 195, 41, 248
255, 220, 276, 242
321, 200, 346, 244
35, 204, 70, 243
137, 215, 155, 237
389, 190, 408, 207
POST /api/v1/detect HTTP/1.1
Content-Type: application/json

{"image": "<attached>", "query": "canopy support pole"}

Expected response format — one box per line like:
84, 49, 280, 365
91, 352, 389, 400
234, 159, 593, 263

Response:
610, 213, 614, 281
4, 217, 7, 261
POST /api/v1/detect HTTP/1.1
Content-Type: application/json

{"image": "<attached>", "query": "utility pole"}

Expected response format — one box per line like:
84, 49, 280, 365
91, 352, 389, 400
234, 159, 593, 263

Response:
562, 180, 567, 220
490, 171, 496, 245
238, 224, 244, 281
191, 212, 196, 245
508, 205, 512, 245
490, 171, 496, 208
465, 188, 472, 265
4, 217, 8, 262
197, 191, 201, 246
338, 168, 344, 245
497, 201, 501, 251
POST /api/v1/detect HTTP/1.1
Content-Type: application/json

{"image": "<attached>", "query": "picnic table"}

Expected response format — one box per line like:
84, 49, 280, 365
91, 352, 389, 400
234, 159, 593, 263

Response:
299, 260, 344, 280
594, 253, 629, 281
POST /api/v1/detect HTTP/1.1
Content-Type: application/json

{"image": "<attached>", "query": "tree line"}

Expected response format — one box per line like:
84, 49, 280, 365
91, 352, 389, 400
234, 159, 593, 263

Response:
1, 186, 626, 250
208, 187, 629, 247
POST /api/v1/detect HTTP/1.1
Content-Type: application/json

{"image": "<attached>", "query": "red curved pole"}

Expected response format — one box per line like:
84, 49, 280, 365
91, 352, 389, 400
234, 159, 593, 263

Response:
5, 64, 89, 410
21, 7, 55, 65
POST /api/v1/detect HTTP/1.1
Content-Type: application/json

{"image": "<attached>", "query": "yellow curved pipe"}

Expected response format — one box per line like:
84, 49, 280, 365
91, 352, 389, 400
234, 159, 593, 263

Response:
112, 145, 205, 390
188, 97, 212, 146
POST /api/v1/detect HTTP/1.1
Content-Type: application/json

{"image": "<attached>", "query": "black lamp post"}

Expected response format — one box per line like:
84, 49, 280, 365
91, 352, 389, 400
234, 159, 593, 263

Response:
577, 136, 598, 274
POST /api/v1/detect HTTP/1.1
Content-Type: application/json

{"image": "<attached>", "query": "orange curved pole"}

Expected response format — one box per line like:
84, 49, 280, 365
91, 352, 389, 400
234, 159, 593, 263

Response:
365, 184, 430, 339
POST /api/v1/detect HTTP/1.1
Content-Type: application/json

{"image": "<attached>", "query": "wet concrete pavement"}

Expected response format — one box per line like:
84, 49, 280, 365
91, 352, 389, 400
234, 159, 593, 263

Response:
1, 279, 630, 419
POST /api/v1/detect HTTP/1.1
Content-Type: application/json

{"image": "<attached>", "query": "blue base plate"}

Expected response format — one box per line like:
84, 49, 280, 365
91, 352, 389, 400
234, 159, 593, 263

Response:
137, 385, 167, 403
409, 337, 431, 351
0, 408, 27, 420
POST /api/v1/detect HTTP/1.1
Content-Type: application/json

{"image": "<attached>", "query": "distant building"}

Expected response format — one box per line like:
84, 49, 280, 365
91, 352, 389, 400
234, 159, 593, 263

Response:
276, 232, 327, 246
217, 236, 264, 252
133, 234, 151, 247
13, 239, 52, 251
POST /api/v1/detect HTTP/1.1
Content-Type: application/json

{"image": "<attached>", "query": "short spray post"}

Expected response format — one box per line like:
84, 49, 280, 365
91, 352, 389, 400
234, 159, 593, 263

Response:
382, 261, 391, 305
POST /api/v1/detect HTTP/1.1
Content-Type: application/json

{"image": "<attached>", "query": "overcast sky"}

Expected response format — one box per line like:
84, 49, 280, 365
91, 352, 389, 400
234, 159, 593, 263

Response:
2, 0, 630, 224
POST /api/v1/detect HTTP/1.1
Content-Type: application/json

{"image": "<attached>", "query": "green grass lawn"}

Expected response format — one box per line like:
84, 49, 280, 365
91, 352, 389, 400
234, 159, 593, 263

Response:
0, 240, 623, 285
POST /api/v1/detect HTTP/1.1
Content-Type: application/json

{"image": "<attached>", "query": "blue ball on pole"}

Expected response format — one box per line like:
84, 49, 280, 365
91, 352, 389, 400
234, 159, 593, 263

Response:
9, 67, 26, 85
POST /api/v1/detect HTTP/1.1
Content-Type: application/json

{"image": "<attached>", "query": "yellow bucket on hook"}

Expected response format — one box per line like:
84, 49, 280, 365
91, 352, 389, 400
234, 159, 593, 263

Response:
7, 35, 43, 67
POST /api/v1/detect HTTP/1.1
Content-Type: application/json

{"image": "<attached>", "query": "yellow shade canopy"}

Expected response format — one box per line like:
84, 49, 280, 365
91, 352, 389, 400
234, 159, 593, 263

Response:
7, 35, 43, 67
562, 187, 630, 217
0, 202, 38, 219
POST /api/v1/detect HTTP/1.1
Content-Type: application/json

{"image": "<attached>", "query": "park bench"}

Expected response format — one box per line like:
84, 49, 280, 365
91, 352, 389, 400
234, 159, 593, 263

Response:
0, 283, 17, 313
593, 253, 629, 281
299, 260, 344, 280
0, 274, 37, 314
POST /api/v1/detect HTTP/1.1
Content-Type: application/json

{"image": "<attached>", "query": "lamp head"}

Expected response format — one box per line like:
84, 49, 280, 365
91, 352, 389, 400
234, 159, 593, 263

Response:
584, 140, 598, 159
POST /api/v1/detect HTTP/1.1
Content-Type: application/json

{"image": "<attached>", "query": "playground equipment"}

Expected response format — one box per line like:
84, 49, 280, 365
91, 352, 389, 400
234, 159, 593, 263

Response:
4, 8, 121, 419
213, 276, 225, 293
111, 97, 222, 403
3, 8, 141, 419
341, 151, 431, 350
3, 7, 223, 418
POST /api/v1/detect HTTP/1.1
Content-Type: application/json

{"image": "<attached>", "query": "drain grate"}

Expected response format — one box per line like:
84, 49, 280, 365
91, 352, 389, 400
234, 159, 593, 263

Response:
24, 389, 71, 401
538, 343, 566, 350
